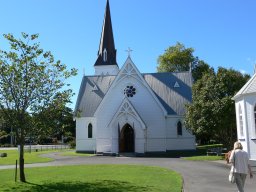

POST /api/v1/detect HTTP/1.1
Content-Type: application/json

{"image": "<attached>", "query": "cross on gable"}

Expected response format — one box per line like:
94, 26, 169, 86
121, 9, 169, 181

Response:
125, 47, 133, 57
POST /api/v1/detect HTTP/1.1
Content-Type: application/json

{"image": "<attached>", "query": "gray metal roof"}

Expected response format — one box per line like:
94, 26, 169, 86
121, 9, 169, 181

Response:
74, 75, 116, 117
144, 72, 192, 115
74, 72, 192, 117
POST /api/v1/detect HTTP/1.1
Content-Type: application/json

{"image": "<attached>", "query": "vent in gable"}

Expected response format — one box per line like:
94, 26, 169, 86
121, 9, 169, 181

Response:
174, 81, 180, 88
92, 84, 98, 91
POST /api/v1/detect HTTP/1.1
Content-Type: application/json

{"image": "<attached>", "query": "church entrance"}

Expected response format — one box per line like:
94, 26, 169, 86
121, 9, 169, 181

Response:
119, 124, 135, 153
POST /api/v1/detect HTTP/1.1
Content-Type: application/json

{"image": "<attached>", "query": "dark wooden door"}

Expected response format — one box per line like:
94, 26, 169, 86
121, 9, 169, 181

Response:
119, 124, 134, 153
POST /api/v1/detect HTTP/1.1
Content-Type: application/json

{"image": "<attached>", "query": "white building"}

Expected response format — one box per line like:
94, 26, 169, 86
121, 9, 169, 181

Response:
233, 72, 256, 161
74, 0, 195, 154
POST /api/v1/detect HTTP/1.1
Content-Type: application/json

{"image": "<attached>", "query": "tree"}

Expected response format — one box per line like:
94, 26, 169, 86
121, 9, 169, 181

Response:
192, 59, 214, 82
185, 68, 250, 148
157, 42, 212, 81
32, 104, 75, 144
0, 33, 77, 182
157, 42, 195, 72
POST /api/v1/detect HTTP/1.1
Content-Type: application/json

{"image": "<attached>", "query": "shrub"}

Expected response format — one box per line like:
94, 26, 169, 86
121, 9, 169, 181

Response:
0, 153, 7, 157
69, 140, 76, 149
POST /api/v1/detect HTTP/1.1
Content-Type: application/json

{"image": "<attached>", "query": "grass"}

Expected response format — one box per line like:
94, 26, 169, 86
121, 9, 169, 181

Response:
196, 144, 223, 150
0, 164, 182, 192
180, 144, 225, 161
183, 155, 223, 161
0, 150, 54, 165
0, 149, 94, 165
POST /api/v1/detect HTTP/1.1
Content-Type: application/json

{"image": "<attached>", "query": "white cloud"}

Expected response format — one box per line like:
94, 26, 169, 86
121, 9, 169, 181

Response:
240, 69, 247, 75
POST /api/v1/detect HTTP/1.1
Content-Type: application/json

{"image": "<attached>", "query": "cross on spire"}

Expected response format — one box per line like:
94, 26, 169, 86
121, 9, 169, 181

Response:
126, 47, 133, 57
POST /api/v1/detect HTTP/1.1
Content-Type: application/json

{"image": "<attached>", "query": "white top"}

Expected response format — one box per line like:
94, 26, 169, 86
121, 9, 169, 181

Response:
229, 149, 249, 174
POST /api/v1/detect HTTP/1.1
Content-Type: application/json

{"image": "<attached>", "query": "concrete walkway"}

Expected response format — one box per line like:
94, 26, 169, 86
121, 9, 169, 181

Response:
1, 153, 255, 192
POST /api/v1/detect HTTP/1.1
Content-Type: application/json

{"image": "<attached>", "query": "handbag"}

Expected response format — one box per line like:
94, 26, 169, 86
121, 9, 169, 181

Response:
229, 151, 236, 183
229, 171, 235, 183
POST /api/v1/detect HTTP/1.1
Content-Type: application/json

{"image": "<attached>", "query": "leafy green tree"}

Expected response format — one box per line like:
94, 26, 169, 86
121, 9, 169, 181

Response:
185, 68, 250, 148
157, 42, 212, 81
157, 42, 194, 72
0, 33, 77, 182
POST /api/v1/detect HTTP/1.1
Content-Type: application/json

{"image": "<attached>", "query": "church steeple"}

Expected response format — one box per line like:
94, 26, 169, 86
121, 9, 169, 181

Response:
94, 0, 117, 67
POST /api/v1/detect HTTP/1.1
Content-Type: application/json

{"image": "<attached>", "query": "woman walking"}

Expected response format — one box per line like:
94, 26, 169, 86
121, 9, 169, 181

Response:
229, 141, 253, 192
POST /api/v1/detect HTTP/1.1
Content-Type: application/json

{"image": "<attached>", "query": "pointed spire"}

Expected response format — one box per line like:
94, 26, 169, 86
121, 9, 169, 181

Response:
94, 0, 117, 66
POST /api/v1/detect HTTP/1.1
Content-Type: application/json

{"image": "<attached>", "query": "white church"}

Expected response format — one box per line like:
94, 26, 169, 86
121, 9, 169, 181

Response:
233, 72, 256, 161
74, 0, 195, 154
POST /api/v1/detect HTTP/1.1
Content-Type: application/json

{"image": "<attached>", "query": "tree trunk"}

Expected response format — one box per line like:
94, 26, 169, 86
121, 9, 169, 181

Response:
19, 135, 26, 182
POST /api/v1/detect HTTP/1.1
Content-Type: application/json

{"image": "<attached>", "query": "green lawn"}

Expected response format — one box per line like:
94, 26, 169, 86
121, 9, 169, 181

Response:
0, 150, 54, 165
0, 165, 182, 192
0, 150, 94, 165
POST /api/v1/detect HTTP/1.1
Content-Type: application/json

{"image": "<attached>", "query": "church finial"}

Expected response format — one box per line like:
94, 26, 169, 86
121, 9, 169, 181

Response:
94, 0, 117, 67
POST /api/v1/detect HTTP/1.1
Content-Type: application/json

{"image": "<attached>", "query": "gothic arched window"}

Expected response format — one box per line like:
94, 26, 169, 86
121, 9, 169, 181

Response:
88, 123, 93, 138
177, 121, 182, 136
239, 105, 244, 137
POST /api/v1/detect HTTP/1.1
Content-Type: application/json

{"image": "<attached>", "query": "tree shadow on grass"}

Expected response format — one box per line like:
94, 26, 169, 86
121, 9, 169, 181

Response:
22, 180, 152, 192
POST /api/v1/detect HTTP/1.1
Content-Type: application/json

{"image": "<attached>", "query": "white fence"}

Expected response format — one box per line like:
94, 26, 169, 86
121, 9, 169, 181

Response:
24, 144, 70, 152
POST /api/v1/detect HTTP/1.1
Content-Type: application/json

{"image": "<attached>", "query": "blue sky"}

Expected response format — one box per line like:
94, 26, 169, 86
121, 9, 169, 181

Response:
1, 0, 256, 109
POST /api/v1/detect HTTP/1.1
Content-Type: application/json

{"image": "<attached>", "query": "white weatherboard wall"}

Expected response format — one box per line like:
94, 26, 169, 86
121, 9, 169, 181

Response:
129, 80, 166, 152
166, 117, 196, 150
232, 73, 256, 162
245, 96, 256, 160
76, 117, 96, 152
94, 65, 119, 76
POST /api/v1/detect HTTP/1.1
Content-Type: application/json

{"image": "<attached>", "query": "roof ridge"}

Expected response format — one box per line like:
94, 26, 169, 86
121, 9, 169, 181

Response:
233, 73, 256, 99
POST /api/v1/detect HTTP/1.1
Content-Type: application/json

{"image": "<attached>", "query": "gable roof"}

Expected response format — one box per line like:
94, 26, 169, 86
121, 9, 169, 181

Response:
144, 72, 192, 115
74, 71, 192, 117
233, 73, 256, 100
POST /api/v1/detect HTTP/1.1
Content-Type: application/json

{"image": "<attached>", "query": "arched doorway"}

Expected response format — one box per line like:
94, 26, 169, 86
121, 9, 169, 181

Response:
119, 124, 135, 153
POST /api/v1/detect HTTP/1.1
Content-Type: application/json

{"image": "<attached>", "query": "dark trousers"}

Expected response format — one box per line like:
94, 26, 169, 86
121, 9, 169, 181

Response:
234, 173, 247, 192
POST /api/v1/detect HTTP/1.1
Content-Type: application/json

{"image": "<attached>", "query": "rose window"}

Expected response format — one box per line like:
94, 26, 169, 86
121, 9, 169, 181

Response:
124, 86, 136, 97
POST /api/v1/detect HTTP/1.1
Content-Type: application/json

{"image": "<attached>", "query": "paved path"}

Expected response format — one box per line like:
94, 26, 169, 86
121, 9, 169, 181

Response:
1, 153, 255, 192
